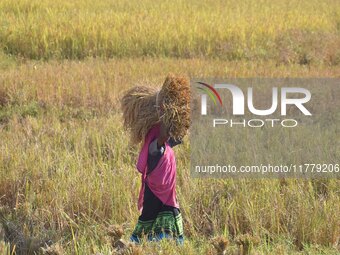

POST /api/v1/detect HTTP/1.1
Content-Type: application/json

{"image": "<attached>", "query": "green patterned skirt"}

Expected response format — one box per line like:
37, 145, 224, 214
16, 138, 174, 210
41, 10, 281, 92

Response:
131, 211, 184, 243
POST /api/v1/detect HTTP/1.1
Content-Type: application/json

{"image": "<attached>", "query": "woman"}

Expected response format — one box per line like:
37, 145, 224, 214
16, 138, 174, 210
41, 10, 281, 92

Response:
130, 121, 184, 245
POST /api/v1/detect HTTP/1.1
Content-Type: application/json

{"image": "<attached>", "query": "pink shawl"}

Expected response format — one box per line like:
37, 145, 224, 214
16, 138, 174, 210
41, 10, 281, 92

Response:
136, 124, 178, 211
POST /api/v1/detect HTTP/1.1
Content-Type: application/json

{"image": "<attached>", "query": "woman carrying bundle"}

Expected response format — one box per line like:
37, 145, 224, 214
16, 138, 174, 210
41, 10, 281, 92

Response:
121, 75, 190, 245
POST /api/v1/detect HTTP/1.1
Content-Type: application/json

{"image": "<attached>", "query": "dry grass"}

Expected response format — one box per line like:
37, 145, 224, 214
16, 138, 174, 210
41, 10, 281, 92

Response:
0, 58, 339, 254
0, 58, 339, 111
0, 89, 9, 107
0, 3, 339, 254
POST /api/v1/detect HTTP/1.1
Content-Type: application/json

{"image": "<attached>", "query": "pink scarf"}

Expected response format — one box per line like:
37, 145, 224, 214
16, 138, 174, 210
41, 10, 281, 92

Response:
136, 124, 179, 211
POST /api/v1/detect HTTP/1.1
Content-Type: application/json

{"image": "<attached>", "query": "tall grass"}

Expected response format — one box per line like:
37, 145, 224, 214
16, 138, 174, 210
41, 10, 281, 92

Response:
0, 0, 340, 63
0, 1, 339, 254
0, 59, 339, 254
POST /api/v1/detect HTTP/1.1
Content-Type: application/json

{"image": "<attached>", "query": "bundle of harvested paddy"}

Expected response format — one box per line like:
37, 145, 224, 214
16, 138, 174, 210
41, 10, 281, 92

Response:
121, 85, 159, 144
121, 74, 190, 144
158, 74, 191, 140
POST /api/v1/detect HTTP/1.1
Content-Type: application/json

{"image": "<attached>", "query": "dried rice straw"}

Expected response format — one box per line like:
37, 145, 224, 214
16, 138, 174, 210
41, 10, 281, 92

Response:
121, 74, 190, 144
158, 74, 191, 140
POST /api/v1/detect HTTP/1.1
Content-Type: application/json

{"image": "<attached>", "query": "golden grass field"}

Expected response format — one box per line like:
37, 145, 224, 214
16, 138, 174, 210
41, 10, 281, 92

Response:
0, 0, 339, 63
0, 0, 340, 254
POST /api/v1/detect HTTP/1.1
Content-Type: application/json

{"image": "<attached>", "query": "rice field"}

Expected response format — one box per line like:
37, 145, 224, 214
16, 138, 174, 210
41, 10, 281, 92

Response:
0, 58, 339, 254
0, 0, 340, 254
0, 0, 339, 63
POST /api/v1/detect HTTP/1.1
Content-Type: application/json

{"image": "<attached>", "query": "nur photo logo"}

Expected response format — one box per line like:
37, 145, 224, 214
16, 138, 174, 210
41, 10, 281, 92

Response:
196, 81, 312, 128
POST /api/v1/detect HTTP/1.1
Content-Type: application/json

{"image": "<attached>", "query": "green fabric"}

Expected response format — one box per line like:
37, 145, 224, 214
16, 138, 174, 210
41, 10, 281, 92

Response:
132, 211, 184, 237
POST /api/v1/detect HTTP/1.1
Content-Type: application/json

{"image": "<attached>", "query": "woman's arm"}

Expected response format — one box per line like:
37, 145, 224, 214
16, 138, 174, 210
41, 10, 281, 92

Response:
147, 122, 168, 174
157, 121, 169, 148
